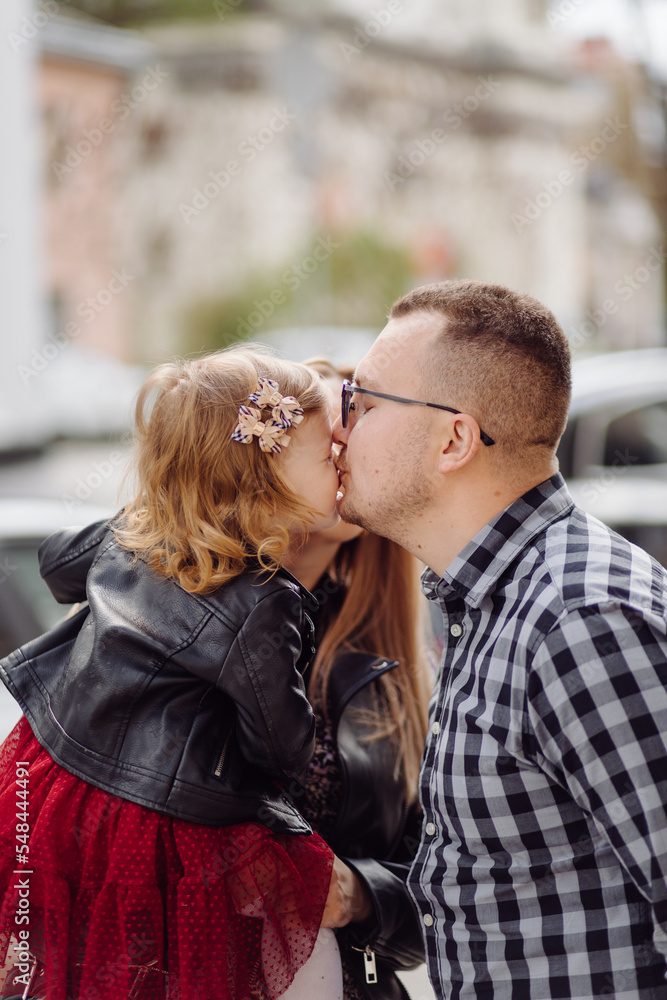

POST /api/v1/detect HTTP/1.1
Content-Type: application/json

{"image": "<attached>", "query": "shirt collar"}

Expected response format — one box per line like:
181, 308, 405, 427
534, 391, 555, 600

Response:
422, 473, 575, 609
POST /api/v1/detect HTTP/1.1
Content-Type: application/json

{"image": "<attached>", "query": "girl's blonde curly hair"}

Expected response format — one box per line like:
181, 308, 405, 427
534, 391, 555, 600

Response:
114, 346, 331, 593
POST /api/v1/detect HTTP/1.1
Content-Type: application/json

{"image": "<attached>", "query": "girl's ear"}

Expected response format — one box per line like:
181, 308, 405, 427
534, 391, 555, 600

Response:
435, 414, 481, 476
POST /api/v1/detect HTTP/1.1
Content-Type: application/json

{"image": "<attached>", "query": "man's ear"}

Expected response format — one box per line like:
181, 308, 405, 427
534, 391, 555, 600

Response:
435, 414, 481, 475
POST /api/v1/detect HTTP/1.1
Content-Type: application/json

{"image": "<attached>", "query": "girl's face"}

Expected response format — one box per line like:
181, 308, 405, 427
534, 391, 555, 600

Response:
278, 407, 341, 533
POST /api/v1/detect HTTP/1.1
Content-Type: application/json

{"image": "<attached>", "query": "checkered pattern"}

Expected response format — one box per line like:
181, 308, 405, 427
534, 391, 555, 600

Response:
408, 474, 667, 999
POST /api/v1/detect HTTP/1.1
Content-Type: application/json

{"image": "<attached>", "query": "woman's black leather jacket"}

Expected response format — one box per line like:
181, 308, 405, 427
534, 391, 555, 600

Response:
0, 519, 319, 834
301, 646, 426, 1000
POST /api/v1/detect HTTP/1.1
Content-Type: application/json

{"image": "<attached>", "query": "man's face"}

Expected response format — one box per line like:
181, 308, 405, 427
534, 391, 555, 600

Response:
334, 312, 440, 545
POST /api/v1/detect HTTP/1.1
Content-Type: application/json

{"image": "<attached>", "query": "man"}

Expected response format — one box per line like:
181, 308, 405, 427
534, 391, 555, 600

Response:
333, 280, 667, 999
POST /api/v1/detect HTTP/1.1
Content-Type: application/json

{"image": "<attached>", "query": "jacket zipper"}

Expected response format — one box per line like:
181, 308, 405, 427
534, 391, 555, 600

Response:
351, 944, 378, 984
363, 946, 378, 984
214, 728, 233, 777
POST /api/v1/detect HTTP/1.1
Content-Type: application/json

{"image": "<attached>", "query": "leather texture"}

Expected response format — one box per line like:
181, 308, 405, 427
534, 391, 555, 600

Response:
0, 523, 426, 997
0, 519, 318, 833
311, 651, 426, 999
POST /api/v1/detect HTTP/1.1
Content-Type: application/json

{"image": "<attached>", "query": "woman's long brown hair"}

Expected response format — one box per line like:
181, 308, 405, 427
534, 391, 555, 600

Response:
305, 359, 432, 803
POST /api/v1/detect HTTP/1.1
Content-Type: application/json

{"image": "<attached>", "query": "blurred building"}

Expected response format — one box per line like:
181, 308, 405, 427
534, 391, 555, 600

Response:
41, 15, 152, 362
38, 0, 665, 363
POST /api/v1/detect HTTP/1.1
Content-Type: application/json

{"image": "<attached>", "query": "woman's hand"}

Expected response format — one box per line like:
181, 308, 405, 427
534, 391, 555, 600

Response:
321, 855, 373, 927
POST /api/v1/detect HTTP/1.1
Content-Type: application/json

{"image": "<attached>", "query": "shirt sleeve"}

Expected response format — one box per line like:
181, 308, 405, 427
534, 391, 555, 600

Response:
527, 601, 667, 961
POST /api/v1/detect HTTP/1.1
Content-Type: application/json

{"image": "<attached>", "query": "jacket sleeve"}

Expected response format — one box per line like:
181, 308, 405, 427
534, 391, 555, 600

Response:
341, 803, 425, 971
218, 586, 316, 781
38, 518, 115, 604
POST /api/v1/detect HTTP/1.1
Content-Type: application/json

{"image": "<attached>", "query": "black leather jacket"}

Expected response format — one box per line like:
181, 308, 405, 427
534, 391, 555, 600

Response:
0, 523, 425, 999
0, 519, 318, 834
308, 650, 425, 1000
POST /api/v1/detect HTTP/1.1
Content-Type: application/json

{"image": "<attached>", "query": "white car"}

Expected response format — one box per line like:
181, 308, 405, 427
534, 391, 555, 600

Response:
558, 349, 667, 482
558, 349, 667, 567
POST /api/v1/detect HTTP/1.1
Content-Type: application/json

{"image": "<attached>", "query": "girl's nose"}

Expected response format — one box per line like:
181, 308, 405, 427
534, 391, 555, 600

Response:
332, 412, 348, 444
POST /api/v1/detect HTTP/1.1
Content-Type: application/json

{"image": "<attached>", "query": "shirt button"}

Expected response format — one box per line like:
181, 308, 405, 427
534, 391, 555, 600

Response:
450, 623, 463, 638
425, 822, 436, 836
431, 721, 441, 735
423, 913, 434, 927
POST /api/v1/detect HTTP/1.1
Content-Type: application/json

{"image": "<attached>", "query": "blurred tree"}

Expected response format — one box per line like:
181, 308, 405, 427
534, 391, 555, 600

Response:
64, 0, 267, 26
182, 229, 414, 356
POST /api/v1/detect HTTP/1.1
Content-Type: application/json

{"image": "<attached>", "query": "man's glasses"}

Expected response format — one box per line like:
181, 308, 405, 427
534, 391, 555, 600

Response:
341, 380, 495, 447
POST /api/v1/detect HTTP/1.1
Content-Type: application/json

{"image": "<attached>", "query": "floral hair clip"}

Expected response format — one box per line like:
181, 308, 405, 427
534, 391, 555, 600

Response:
231, 377, 304, 454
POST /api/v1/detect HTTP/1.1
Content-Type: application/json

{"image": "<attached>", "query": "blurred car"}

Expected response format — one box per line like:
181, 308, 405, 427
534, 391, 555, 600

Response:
558, 348, 667, 567
0, 496, 112, 659
558, 348, 667, 482
2, 346, 146, 457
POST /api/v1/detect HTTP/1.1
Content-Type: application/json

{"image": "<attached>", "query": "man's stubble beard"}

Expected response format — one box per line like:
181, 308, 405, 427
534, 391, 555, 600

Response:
338, 438, 434, 547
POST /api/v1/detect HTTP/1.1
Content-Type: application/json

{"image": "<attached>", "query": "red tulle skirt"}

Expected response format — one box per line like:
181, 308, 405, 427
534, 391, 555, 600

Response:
0, 718, 333, 1000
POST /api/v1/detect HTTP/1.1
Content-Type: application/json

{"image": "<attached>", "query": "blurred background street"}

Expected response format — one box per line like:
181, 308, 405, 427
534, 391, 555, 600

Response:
0, 3, 666, 994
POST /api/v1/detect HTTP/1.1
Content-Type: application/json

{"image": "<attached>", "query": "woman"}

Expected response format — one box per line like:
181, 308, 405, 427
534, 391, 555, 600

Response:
284, 359, 433, 1000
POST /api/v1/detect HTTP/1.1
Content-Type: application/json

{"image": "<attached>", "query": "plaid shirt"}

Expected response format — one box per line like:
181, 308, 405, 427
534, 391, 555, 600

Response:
408, 474, 667, 999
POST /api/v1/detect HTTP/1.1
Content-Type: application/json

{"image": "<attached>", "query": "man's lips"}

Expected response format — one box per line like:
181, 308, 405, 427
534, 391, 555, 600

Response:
336, 468, 347, 500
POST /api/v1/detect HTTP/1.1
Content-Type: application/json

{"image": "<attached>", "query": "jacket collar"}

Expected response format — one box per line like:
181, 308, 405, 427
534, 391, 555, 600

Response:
277, 566, 320, 614
326, 651, 399, 731
250, 562, 320, 615
422, 473, 574, 610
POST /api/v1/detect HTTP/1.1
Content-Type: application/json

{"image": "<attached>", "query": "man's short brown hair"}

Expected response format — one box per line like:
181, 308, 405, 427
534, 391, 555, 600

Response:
390, 280, 572, 465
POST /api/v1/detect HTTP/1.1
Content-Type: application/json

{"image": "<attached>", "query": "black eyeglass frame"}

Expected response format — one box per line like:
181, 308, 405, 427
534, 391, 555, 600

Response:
341, 380, 495, 447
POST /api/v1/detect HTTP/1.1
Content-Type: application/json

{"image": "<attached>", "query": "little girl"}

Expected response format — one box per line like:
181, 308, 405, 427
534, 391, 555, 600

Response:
0, 348, 345, 1000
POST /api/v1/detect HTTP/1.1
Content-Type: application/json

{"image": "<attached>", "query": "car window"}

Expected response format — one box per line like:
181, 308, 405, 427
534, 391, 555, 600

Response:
603, 402, 667, 468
